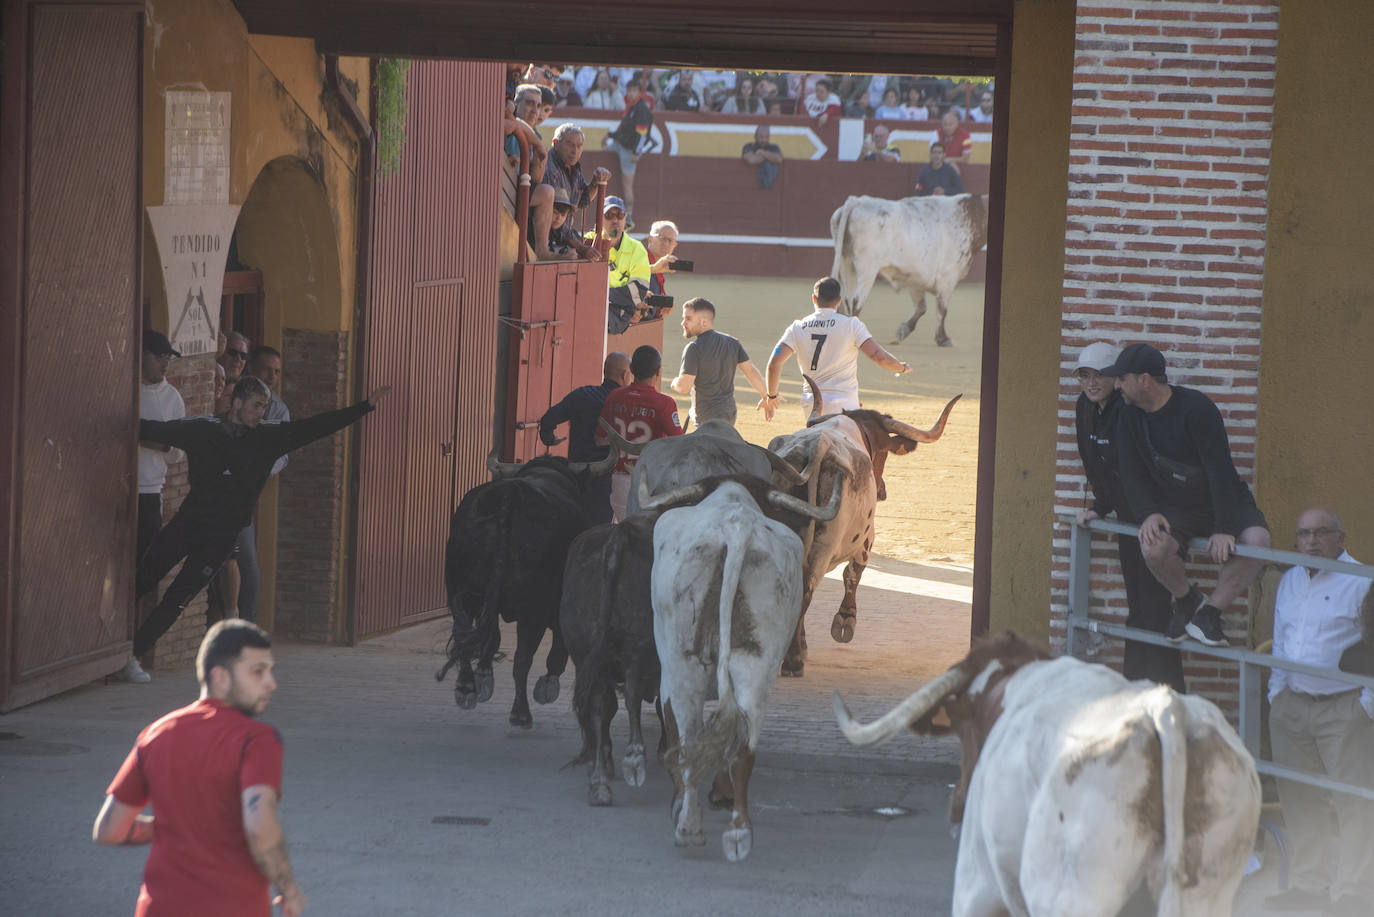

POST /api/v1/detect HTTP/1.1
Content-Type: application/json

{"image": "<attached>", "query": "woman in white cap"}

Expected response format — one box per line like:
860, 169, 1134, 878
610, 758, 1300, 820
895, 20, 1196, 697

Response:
1072, 341, 1185, 692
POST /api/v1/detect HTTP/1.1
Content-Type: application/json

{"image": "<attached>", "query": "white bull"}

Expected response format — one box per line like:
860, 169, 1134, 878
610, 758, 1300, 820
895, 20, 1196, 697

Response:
646, 477, 834, 862
829, 193, 988, 346
835, 632, 1261, 917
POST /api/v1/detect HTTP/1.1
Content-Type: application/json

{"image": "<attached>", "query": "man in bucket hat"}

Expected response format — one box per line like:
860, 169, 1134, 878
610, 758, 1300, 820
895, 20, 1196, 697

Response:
1102, 343, 1270, 648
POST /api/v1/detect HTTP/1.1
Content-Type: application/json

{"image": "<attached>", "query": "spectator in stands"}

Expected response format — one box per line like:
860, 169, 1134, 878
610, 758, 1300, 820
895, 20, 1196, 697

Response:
643, 220, 680, 302
572, 65, 599, 100
1101, 343, 1271, 648
1072, 342, 1184, 693
901, 85, 926, 120
756, 75, 782, 105
873, 87, 905, 120
532, 123, 610, 261
720, 76, 764, 115
836, 74, 868, 113
137, 330, 186, 607
671, 298, 773, 427
914, 142, 964, 196
867, 75, 897, 113
504, 83, 549, 182
1265, 507, 1374, 917
741, 124, 783, 189
803, 78, 842, 125
694, 69, 737, 111
966, 89, 995, 123
522, 63, 558, 87
547, 187, 600, 260
597, 345, 683, 522
858, 125, 900, 163
539, 352, 632, 525
218, 331, 250, 387
553, 75, 581, 109
591, 196, 653, 335
582, 70, 624, 110
537, 85, 556, 125
937, 109, 974, 167
604, 79, 654, 228
664, 70, 702, 112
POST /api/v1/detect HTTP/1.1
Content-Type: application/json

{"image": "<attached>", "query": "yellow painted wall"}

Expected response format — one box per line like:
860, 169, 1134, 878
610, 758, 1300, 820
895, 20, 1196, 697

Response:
142, 0, 369, 632
1258, 2, 1374, 562
986, 0, 1078, 642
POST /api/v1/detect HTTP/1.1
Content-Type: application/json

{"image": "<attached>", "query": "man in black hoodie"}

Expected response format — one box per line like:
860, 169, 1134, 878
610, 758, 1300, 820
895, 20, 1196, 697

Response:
120, 377, 390, 682
1102, 343, 1270, 649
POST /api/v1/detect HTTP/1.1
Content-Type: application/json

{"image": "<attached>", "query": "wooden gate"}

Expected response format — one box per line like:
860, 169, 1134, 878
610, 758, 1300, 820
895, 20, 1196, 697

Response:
0, 0, 144, 710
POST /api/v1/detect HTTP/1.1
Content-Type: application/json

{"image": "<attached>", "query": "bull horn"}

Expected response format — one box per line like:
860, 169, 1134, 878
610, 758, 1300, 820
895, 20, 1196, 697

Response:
880, 394, 962, 444
567, 443, 619, 477
761, 448, 807, 486
486, 449, 524, 479
832, 666, 972, 746
806, 412, 844, 428
803, 374, 823, 420
598, 418, 645, 455
766, 473, 843, 522
636, 476, 707, 514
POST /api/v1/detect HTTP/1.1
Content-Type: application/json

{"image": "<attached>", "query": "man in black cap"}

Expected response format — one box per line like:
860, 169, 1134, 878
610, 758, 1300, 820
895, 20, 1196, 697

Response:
1102, 342, 1270, 647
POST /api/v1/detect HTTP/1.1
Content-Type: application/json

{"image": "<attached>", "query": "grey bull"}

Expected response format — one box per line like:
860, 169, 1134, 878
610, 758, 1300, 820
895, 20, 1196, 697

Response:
829, 193, 988, 346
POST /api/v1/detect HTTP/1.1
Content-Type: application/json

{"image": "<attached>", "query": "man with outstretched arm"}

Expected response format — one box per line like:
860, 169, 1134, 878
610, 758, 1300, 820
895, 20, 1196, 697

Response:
764, 276, 908, 420
120, 377, 391, 682
95, 619, 305, 916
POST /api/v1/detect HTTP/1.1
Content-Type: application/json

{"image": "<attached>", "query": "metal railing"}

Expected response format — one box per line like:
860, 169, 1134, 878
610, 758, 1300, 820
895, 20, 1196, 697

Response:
1064, 515, 1374, 802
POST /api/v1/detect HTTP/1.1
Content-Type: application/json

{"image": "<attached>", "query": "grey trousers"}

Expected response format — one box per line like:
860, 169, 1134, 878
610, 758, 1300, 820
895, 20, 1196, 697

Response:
1269, 688, 1374, 900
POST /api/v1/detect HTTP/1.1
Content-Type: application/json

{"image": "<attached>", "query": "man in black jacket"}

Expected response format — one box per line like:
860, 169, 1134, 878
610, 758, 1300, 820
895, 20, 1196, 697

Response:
1102, 343, 1270, 648
1072, 341, 1184, 691
120, 377, 391, 682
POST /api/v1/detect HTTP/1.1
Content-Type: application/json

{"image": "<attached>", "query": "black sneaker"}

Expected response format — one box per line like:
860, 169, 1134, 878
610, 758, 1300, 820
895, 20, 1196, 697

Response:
1186, 603, 1230, 647
1166, 586, 1203, 643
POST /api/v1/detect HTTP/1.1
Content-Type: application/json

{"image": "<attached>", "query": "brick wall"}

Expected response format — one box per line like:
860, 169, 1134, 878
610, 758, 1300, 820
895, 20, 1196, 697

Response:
152, 353, 217, 671
276, 329, 350, 642
1052, 0, 1279, 716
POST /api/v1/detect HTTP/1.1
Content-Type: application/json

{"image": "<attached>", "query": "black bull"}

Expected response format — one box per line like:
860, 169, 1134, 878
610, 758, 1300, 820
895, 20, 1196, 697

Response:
437, 454, 610, 728
559, 515, 664, 806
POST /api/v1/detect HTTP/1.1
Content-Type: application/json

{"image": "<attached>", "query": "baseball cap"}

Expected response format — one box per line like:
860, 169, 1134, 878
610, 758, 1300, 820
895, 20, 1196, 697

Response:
1099, 342, 1167, 378
1074, 341, 1120, 372
142, 329, 181, 357
603, 195, 627, 214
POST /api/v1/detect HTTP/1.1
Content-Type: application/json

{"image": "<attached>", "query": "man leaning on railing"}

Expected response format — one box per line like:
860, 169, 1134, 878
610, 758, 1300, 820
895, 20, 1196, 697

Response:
1264, 507, 1374, 917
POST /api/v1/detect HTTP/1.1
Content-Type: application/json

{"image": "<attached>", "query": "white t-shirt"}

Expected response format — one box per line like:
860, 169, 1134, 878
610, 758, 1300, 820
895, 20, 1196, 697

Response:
777, 308, 873, 411
138, 379, 186, 493
804, 92, 841, 118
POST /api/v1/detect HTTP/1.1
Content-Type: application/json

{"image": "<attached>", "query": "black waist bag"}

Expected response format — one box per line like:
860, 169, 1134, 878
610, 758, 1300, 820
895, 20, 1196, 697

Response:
1143, 424, 1208, 499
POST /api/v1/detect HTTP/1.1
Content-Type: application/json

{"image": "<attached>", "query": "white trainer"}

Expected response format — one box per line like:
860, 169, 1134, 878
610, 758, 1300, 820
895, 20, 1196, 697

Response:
121, 658, 151, 683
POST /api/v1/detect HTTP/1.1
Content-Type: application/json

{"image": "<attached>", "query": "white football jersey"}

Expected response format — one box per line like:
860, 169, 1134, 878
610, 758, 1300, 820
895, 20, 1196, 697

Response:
777, 309, 873, 410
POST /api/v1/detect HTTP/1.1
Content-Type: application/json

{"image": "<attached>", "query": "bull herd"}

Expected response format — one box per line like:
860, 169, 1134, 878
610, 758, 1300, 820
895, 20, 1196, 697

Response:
436, 386, 1265, 915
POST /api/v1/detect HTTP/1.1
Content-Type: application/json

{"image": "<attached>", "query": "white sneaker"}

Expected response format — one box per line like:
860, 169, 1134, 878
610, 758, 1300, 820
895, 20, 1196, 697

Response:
121, 658, 151, 683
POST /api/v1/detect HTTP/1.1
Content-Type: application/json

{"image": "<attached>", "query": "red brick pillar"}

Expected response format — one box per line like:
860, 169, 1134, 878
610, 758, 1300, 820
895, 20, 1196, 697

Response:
1051, 0, 1279, 716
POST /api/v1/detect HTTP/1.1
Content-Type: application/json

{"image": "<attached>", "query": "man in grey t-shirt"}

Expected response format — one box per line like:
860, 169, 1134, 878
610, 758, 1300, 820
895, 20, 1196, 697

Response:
670, 298, 773, 425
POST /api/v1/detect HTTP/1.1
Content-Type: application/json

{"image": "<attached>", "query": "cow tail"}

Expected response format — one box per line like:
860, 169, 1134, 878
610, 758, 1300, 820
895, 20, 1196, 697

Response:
567, 533, 620, 768
830, 197, 855, 313
1151, 689, 1190, 917
442, 490, 511, 676
684, 522, 751, 779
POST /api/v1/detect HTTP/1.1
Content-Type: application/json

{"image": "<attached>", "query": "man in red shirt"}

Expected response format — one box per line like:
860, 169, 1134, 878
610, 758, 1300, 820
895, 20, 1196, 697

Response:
937, 109, 974, 167
94, 620, 305, 917
598, 344, 684, 520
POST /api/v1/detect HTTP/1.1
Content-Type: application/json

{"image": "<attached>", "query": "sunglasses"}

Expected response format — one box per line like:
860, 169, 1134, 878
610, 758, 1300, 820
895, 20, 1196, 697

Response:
224, 348, 248, 360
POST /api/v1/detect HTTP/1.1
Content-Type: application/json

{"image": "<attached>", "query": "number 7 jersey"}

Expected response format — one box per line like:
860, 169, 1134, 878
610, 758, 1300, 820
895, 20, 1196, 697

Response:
777, 308, 874, 411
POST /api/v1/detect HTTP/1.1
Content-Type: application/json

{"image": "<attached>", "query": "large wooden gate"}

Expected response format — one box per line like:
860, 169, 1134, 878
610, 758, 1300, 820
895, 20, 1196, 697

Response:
353, 60, 501, 638
0, 0, 145, 710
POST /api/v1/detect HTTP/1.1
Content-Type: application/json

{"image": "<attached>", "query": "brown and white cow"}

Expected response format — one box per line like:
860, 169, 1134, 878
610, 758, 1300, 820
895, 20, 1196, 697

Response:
829, 193, 988, 346
767, 381, 960, 675
835, 632, 1261, 917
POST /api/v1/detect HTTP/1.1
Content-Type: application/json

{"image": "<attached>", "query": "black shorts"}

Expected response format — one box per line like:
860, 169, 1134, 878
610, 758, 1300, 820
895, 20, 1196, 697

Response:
1162, 500, 1268, 557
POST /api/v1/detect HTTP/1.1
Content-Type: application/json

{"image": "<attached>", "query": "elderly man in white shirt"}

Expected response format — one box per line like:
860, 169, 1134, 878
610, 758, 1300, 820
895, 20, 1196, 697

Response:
1266, 506, 1374, 917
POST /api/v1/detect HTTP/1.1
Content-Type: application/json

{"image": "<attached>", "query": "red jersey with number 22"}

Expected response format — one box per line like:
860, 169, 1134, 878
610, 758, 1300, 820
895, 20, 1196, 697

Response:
598, 382, 683, 474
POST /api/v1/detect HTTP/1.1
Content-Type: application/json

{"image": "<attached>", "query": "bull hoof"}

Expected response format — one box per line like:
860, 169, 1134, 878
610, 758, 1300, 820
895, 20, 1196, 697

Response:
722, 825, 753, 862
622, 745, 646, 787
509, 709, 533, 729
474, 668, 494, 703
532, 674, 560, 705
588, 781, 614, 807
675, 827, 707, 848
831, 613, 855, 644
455, 688, 478, 710
937, 334, 953, 347
894, 323, 914, 343
780, 658, 805, 677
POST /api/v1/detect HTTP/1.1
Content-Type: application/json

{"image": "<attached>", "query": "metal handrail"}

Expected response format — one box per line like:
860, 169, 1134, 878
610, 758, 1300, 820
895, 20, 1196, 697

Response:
1063, 514, 1374, 802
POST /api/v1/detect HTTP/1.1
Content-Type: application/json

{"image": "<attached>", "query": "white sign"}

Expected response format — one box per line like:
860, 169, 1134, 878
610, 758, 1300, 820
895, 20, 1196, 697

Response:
147, 205, 241, 357
165, 91, 231, 205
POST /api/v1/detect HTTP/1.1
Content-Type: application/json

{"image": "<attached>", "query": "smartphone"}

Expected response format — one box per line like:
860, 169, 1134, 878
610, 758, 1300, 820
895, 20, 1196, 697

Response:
646, 294, 674, 308
672, 260, 695, 273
